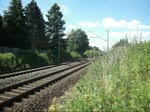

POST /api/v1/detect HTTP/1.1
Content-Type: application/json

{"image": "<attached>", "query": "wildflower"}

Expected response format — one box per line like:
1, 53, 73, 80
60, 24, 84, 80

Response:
100, 98, 102, 101
84, 86, 87, 90
84, 94, 90, 100
60, 96, 64, 99
58, 105, 63, 110
93, 108, 99, 112
66, 92, 69, 95
49, 105, 56, 112
52, 97, 57, 104
66, 109, 70, 112
131, 104, 136, 108
130, 80, 134, 83
99, 105, 102, 108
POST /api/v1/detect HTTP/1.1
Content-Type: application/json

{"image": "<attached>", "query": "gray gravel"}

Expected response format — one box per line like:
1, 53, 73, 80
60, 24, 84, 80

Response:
0, 62, 81, 89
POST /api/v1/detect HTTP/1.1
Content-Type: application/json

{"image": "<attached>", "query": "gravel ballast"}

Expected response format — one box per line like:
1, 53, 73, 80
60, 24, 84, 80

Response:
3, 67, 87, 112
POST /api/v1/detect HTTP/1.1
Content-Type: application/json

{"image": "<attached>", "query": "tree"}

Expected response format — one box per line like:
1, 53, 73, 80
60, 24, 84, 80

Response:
61, 38, 68, 50
46, 3, 65, 50
3, 0, 29, 49
25, 0, 47, 50
0, 15, 3, 29
67, 29, 89, 55
112, 38, 129, 49
0, 14, 11, 47
0, 15, 3, 36
0, 15, 4, 46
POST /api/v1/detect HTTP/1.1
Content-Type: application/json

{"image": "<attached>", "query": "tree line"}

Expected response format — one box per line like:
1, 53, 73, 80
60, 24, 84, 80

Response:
0, 0, 101, 60
0, 0, 65, 50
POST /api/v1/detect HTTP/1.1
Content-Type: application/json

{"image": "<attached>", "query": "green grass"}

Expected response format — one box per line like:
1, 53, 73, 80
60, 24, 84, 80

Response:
49, 41, 150, 112
0, 51, 53, 72
0, 49, 79, 73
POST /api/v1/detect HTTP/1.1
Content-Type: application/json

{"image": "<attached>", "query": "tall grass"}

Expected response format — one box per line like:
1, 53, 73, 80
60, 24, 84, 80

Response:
49, 41, 150, 112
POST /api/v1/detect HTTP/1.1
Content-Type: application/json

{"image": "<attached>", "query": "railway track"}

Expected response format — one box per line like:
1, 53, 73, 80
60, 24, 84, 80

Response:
0, 62, 71, 79
0, 61, 89, 111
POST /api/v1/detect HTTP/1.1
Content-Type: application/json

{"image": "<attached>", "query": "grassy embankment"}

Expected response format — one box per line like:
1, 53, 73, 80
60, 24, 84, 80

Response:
0, 51, 51, 72
0, 50, 72, 73
49, 41, 150, 112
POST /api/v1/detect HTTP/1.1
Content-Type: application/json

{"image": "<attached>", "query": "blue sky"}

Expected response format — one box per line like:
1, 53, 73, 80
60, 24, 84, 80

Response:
0, 0, 150, 50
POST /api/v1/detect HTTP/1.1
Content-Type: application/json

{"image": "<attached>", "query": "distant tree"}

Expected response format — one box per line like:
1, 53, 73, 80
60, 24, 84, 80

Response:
3, 0, 29, 49
88, 46, 101, 51
0, 14, 11, 47
67, 29, 89, 55
61, 38, 68, 50
84, 48, 102, 58
112, 38, 129, 48
25, 0, 47, 50
0, 15, 4, 46
46, 3, 65, 51
0, 15, 3, 28
92, 46, 100, 51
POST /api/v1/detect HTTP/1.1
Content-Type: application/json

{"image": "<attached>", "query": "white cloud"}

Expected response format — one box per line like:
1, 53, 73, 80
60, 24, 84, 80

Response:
110, 32, 124, 38
78, 21, 99, 28
59, 4, 71, 14
109, 31, 150, 40
88, 31, 150, 50
69, 25, 77, 29
143, 31, 150, 38
102, 17, 150, 30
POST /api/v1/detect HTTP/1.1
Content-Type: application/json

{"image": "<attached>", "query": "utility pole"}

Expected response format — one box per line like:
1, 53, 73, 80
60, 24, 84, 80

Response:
106, 30, 109, 52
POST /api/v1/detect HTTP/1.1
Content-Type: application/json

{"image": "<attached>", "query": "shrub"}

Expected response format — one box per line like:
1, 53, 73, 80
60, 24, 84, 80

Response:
70, 51, 81, 60
0, 51, 52, 72
0, 53, 18, 72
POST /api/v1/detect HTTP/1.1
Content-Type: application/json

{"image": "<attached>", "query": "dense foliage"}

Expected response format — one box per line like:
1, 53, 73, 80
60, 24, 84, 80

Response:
0, 0, 91, 71
112, 38, 129, 49
0, 15, 3, 43
67, 29, 89, 55
0, 1, 67, 51
46, 3, 66, 49
2, 0, 29, 49
49, 41, 150, 112
46, 3, 66, 63
25, 0, 47, 50
0, 0, 90, 52
0, 51, 51, 72
84, 46, 102, 58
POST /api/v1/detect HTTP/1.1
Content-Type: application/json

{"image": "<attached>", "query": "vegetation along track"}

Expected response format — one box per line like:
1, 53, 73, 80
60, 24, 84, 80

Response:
0, 61, 89, 111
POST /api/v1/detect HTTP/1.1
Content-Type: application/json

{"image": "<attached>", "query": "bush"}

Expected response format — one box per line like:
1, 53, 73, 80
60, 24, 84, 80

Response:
60, 50, 72, 62
0, 53, 19, 72
0, 51, 52, 72
0, 49, 76, 73
84, 49, 100, 58
70, 51, 81, 60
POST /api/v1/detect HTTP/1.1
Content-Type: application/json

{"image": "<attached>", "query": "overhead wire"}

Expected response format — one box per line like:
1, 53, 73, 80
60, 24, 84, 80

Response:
38, 0, 100, 40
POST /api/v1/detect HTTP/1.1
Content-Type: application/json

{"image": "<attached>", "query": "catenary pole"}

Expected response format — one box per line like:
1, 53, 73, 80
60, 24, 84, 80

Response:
106, 30, 109, 52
